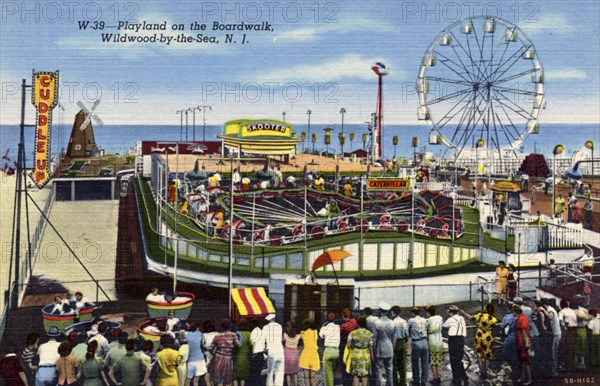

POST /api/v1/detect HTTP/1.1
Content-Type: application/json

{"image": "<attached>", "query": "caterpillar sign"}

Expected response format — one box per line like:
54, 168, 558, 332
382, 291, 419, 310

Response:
31, 70, 59, 188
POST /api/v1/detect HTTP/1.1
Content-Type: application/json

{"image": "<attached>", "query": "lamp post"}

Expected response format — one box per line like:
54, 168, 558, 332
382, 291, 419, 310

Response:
199, 105, 212, 142
585, 140, 595, 177
190, 106, 200, 142
340, 108, 346, 155
393, 136, 399, 159
324, 128, 333, 156
176, 110, 184, 141
228, 157, 235, 318
167, 143, 180, 291
282, 111, 286, 122
300, 132, 307, 152
476, 139, 485, 204
552, 144, 564, 218
307, 109, 312, 152
412, 136, 419, 166
185, 109, 189, 141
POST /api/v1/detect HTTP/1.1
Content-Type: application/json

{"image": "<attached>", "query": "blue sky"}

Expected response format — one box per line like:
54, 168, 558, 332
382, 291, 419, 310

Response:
1, 0, 599, 126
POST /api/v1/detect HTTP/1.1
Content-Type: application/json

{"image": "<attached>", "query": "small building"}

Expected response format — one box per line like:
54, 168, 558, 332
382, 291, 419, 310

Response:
218, 119, 300, 159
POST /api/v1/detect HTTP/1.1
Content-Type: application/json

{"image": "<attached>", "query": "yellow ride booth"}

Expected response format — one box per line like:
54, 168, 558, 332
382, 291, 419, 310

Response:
219, 119, 300, 160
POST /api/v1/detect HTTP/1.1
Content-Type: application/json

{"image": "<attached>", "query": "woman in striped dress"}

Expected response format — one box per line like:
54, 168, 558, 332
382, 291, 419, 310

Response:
209, 318, 240, 386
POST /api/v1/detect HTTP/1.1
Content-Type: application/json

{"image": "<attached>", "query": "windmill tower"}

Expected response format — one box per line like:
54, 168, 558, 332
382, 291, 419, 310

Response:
65, 100, 103, 158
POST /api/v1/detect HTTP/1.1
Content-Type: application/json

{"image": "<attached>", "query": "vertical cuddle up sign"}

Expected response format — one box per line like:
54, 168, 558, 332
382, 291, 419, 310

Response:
31, 70, 59, 188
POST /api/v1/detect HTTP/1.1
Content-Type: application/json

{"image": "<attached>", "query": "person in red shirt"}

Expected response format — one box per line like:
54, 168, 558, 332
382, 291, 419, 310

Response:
0, 345, 29, 386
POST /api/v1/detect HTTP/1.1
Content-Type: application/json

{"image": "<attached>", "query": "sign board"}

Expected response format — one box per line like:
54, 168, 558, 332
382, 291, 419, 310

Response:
30, 70, 59, 188
366, 178, 411, 191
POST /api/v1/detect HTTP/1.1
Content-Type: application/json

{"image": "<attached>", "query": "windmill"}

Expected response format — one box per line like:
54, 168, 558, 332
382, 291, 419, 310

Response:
65, 100, 103, 158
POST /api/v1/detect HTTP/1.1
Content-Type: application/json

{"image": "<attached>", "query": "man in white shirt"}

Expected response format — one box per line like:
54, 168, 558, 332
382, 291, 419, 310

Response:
36, 327, 61, 386
558, 300, 578, 372
319, 312, 340, 386
540, 299, 561, 376
262, 313, 284, 386
146, 288, 166, 303
249, 319, 266, 386
166, 311, 181, 338
443, 305, 468, 386
408, 307, 429, 386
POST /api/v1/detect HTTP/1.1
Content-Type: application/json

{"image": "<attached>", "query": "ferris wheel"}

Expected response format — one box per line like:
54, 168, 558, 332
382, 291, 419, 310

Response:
417, 16, 545, 165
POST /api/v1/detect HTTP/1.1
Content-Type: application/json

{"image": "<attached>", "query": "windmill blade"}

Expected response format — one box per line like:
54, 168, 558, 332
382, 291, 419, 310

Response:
77, 101, 90, 114
91, 99, 101, 112
79, 117, 91, 131
91, 114, 104, 126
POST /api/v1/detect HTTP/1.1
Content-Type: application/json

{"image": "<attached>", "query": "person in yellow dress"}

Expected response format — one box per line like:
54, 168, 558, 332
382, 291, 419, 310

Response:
555, 194, 566, 221
299, 319, 320, 386
459, 303, 498, 380
495, 261, 509, 304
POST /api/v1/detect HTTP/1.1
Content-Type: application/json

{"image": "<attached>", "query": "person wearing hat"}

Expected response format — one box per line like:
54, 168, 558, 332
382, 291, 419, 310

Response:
408, 307, 429, 386
104, 332, 129, 372
443, 306, 468, 386
109, 339, 147, 386
157, 335, 181, 386
390, 306, 408, 386
373, 302, 395, 386
262, 313, 284, 386
36, 326, 62, 386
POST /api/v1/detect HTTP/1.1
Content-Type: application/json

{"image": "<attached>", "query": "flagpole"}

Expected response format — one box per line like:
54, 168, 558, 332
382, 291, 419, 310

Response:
228, 157, 235, 319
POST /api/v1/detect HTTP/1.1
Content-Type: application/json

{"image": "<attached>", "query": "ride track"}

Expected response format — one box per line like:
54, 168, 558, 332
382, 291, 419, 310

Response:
187, 187, 465, 246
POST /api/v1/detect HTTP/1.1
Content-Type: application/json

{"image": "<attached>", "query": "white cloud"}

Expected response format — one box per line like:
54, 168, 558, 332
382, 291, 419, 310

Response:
521, 13, 574, 36
273, 16, 396, 43
256, 54, 401, 82
545, 69, 587, 80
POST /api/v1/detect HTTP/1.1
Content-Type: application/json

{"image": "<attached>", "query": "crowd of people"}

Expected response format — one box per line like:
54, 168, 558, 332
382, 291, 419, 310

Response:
2, 296, 599, 386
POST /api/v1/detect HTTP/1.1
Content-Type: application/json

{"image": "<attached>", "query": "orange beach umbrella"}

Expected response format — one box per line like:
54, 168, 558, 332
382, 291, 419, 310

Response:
312, 249, 351, 283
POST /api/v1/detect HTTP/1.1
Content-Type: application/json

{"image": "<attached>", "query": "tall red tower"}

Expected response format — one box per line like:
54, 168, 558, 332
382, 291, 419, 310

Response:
371, 62, 389, 161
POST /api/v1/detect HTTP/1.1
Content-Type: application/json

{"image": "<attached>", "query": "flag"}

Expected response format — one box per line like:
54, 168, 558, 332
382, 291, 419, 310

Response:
2, 149, 10, 161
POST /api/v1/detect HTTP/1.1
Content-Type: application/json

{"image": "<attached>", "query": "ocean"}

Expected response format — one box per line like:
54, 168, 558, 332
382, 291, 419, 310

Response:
1, 123, 598, 167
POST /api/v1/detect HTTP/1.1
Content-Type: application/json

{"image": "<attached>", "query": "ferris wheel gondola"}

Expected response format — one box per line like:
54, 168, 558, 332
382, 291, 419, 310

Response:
417, 16, 545, 169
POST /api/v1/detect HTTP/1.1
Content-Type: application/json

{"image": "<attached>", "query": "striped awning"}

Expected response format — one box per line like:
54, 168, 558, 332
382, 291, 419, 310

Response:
231, 287, 275, 317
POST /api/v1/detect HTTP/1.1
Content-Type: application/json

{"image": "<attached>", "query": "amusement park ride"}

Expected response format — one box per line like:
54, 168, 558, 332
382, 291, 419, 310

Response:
417, 16, 545, 174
